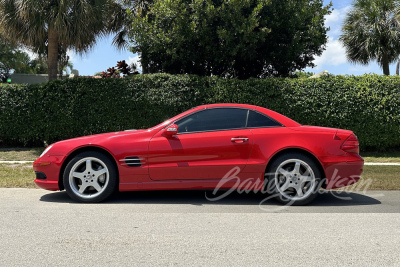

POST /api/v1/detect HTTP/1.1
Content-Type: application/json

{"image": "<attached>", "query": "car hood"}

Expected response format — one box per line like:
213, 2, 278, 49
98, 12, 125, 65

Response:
46, 129, 150, 156
56, 129, 148, 144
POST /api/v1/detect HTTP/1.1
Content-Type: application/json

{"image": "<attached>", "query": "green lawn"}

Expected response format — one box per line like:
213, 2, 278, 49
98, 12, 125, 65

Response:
360, 151, 400, 163
0, 147, 44, 161
0, 163, 37, 188
356, 165, 400, 190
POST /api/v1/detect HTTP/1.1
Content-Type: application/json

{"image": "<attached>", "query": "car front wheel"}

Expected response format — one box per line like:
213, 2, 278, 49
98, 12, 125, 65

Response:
266, 153, 322, 206
63, 151, 118, 203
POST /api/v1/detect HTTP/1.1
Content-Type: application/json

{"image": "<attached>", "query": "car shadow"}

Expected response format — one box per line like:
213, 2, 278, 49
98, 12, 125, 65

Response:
40, 189, 381, 207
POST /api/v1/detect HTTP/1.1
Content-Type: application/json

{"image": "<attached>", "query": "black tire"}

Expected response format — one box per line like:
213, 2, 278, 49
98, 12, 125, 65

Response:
63, 151, 118, 203
265, 152, 322, 206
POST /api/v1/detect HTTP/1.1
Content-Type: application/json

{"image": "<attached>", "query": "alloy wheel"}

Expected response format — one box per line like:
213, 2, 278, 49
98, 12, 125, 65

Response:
68, 157, 109, 200
274, 159, 316, 201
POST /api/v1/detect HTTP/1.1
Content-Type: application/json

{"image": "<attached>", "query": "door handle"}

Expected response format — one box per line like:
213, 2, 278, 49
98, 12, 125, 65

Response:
231, 137, 249, 143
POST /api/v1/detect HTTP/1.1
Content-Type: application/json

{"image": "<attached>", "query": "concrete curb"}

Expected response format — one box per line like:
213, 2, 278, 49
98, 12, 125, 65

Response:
364, 162, 400, 166
0, 161, 34, 164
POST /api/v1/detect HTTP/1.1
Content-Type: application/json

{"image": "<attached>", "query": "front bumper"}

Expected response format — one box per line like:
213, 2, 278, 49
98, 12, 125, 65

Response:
33, 155, 65, 191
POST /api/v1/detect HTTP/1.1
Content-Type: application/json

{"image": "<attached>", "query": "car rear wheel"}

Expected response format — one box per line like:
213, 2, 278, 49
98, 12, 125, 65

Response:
63, 151, 117, 203
266, 153, 322, 205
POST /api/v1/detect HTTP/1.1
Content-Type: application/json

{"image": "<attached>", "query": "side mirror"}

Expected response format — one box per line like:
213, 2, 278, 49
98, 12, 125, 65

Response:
163, 124, 178, 137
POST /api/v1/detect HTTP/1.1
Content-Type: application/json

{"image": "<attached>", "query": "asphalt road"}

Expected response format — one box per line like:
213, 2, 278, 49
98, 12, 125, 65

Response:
1, 188, 400, 266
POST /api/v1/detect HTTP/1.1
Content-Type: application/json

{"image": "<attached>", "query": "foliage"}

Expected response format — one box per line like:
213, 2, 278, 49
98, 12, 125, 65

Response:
291, 71, 315, 79
0, 0, 125, 81
101, 60, 139, 78
117, 60, 139, 76
110, 0, 155, 49
128, 0, 331, 78
1, 34, 53, 81
339, 0, 400, 75
102, 67, 121, 78
0, 35, 31, 80
0, 74, 399, 151
27, 56, 49, 75
58, 45, 74, 78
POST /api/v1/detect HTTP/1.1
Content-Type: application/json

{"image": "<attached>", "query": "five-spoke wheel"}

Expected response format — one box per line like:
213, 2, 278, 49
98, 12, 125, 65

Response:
267, 153, 322, 205
63, 151, 117, 202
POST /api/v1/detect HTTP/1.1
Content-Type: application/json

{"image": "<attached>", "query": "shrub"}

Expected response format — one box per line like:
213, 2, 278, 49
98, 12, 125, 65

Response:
0, 74, 399, 151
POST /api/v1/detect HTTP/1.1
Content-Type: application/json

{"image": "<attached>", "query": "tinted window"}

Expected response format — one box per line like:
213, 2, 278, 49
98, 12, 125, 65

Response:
176, 108, 247, 133
247, 110, 281, 128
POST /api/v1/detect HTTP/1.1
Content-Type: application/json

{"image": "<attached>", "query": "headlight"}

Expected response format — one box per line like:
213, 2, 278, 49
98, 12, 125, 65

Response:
40, 145, 53, 158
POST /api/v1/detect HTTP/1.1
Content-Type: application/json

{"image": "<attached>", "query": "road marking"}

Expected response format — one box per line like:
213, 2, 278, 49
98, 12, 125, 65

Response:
364, 162, 400, 166
0, 161, 34, 164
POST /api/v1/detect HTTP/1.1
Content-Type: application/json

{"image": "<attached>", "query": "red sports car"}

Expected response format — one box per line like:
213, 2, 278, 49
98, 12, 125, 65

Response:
33, 103, 363, 205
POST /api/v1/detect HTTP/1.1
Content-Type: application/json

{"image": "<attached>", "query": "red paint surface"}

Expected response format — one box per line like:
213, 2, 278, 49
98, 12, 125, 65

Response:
34, 104, 363, 192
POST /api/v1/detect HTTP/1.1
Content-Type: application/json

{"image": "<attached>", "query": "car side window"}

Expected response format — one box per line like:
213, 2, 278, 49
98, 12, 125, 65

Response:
246, 110, 281, 128
176, 108, 248, 133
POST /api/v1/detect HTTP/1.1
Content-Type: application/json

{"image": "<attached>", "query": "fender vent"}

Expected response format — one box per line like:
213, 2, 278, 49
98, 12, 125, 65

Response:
120, 157, 142, 167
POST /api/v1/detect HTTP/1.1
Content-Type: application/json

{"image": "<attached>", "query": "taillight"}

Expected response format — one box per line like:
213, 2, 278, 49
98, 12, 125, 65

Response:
341, 134, 359, 154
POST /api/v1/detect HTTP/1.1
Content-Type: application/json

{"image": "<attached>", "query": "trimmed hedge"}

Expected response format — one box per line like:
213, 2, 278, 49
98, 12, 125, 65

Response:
0, 74, 399, 151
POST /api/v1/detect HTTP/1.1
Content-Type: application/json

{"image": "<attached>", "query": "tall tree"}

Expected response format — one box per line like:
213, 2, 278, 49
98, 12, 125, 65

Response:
110, 0, 154, 72
57, 45, 73, 79
340, 0, 400, 75
29, 56, 49, 75
128, 0, 331, 78
0, 0, 125, 81
0, 34, 32, 80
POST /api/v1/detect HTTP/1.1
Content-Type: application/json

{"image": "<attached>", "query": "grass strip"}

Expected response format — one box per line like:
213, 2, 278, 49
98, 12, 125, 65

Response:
0, 148, 43, 161
0, 163, 37, 188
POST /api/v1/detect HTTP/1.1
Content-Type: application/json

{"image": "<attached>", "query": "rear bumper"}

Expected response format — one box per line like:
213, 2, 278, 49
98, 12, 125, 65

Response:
324, 160, 364, 189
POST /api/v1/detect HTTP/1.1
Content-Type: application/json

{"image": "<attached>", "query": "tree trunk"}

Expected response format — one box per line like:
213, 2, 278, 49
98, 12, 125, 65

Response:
396, 59, 400, 75
382, 53, 390, 75
48, 26, 59, 81
140, 52, 147, 74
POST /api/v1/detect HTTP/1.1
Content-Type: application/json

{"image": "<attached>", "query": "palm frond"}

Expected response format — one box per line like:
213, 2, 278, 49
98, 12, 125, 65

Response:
339, 0, 400, 70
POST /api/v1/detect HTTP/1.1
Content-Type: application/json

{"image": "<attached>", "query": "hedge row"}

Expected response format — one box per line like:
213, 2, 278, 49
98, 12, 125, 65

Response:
1, 74, 399, 151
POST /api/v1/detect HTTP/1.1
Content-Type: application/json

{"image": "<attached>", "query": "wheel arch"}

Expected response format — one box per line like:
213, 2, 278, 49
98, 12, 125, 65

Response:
58, 146, 119, 191
264, 147, 326, 188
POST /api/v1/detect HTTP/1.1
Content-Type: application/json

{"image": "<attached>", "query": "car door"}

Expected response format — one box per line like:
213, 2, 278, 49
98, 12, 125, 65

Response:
148, 108, 254, 180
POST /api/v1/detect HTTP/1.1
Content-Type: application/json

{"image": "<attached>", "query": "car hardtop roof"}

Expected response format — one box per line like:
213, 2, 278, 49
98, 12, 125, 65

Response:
151, 103, 300, 130
194, 103, 301, 127
196, 103, 257, 110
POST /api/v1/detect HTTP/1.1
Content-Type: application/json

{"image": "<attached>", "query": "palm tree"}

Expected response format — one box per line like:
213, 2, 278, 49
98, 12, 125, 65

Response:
339, 0, 400, 75
110, 0, 153, 74
111, 0, 153, 50
0, 0, 124, 81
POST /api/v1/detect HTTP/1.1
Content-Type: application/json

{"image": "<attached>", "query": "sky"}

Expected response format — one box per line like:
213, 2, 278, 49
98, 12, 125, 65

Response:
69, 0, 396, 76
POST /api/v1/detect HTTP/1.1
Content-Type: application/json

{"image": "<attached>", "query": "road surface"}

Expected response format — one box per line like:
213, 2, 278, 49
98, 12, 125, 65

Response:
1, 188, 399, 266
